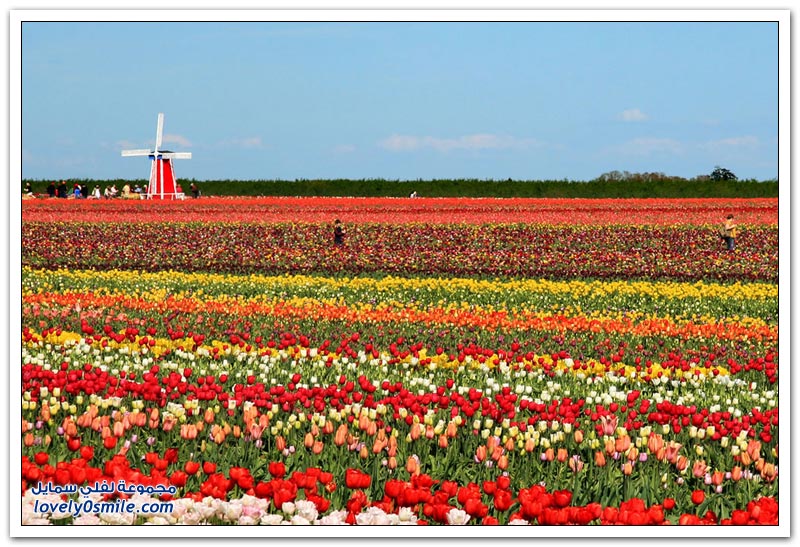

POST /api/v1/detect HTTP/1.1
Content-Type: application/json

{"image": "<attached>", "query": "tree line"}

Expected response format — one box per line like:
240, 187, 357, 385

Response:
22, 175, 778, 199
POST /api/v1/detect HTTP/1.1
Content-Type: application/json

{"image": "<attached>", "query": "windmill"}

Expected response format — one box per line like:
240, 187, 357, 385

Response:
121, 113, 192, 199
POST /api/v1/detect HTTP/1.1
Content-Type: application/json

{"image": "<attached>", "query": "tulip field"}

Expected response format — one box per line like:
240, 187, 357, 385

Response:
19, 197, 781, 528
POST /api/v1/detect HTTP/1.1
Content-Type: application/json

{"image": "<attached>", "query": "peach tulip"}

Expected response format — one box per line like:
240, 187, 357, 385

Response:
760, 462, 777, 482
692, 460, 707, 478
665, 441, 682, 464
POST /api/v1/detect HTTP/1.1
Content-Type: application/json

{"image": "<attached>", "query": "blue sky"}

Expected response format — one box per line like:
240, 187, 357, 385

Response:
21, 21, 778, 181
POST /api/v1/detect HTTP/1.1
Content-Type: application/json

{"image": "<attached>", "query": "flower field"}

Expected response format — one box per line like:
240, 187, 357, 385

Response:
18, 197, 780, 527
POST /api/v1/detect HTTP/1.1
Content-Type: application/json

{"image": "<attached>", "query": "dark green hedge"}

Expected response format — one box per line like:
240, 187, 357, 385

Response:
22, 177, 778, 198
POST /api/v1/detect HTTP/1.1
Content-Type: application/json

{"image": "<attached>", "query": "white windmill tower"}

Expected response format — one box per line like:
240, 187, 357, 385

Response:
121, 113, 192, 200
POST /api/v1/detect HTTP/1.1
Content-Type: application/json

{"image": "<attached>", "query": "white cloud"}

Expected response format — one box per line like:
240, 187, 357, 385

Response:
215, 137, 266, 149
162, 134, 192, 148
700, 136, 759, 150
379, 133, 542, 152
614, 137, 684, 156
114, 140, 139, 150
620, 108, 648, 122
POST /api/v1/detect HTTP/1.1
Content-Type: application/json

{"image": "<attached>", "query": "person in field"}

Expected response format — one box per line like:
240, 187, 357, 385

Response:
190, 182, 200, 198
719, 214, 737, 251
333, 219, 346, 247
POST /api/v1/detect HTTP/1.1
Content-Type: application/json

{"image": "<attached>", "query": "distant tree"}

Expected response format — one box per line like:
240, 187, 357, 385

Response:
709, 166, 738, 181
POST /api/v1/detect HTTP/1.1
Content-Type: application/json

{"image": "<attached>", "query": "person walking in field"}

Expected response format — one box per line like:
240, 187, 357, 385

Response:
333, 219, 346, 247
719, 214, 737, 251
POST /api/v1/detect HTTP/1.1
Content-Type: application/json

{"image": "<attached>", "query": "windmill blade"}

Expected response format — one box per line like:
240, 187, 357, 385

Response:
155, 112, 164, 152
121, 149, 152, 157
161, 152, 192, 159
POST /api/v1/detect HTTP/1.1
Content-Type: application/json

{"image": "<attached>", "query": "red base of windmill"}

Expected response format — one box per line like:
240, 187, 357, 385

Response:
147, 158, 184, 200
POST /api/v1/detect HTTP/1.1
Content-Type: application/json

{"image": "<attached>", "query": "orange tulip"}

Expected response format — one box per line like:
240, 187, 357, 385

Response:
475, 445, 487, 463
491, 445, 504, 461
746, 440, 762, 463
731, 466, 743, 481
334, 424, 348, 446
615, 435, 631, 454
594, 451, 606, 467
304, 432, 315, 449
573, 430, 584, 444
497, 455, 508, 470
556, 448, 568, 463
544, 448, 555, 462
275, 435, 286, 452
40, 403, 50, 422
312, 440, 324, 455
647, 433, 664, 455
622, 462, 633, 475
524, 438, 535, 453
438, 435, 449, 449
